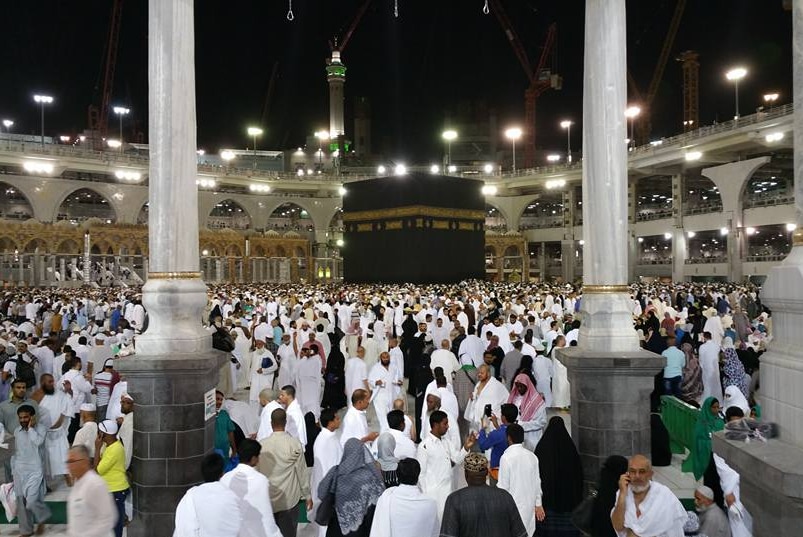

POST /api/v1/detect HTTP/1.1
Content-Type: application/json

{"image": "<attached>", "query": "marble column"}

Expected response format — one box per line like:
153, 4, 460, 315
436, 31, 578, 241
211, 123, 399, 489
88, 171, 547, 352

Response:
114, 2, 224, 536
83, 232, 91, 283
713, 2, 803, 533
557, 0, 663, 482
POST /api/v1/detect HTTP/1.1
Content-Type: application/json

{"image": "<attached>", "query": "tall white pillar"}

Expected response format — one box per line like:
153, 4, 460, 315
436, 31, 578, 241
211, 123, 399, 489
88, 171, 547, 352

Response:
137, 0, 208, 355
578, 0, 638, 351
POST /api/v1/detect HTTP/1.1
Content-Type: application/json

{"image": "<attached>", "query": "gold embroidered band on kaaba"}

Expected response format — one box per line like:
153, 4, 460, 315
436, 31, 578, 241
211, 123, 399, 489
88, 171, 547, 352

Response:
342, 205, 485, 233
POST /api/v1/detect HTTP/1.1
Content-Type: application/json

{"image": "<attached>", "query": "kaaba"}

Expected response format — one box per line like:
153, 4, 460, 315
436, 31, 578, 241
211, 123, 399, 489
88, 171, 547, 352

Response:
342, 172, 486, 283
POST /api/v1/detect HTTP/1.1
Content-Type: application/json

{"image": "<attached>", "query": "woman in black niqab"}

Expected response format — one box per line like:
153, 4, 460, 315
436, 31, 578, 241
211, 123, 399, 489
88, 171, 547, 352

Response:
589, 455, 628, 537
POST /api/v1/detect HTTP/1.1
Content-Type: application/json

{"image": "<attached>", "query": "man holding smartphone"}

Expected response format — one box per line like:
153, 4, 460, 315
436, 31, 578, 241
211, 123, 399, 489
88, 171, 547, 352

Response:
611, 454, 686, 537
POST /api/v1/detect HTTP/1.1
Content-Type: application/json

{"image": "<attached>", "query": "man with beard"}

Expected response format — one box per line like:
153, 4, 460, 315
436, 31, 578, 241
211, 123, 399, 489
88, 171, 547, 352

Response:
611, 454, 686, 537
33, 374, 72, 487
368, 351, 403, 432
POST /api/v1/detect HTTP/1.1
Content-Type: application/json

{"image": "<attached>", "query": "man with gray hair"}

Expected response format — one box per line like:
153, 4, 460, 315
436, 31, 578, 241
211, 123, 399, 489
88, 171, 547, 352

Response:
256, 388, 282, 442
66, 445, 117, 537
695, 485, 732, 537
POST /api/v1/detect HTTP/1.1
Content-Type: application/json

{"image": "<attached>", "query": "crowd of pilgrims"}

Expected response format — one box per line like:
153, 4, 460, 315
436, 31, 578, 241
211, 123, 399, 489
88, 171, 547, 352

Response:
0, 280, 770, 537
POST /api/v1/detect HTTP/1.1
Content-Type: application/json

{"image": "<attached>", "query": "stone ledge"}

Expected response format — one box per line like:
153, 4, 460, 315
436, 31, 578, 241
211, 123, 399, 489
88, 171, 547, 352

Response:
714, 433, 803, 500
557, 347, 665, 375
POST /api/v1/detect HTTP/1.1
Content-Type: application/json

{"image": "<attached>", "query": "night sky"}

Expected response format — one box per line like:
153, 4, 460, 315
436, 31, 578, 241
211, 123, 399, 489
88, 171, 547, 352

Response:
0, 1, 792, 162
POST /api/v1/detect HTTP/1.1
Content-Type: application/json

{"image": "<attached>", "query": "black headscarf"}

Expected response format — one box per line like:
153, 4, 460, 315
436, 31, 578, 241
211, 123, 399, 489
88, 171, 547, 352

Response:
533, 416, 584, 512
303, 411, 320, 467
590, 455, 628, 537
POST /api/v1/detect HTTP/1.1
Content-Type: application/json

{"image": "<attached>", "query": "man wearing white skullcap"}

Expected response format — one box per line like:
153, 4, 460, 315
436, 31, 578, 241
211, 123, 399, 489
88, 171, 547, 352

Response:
694, 485, 731, 537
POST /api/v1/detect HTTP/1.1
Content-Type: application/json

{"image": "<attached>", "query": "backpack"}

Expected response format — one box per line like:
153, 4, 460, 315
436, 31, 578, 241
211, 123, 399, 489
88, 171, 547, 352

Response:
11, 356, 36, 388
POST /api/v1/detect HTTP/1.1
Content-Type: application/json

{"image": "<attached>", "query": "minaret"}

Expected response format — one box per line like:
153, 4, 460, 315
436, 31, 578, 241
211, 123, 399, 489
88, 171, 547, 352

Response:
326, 50, 347, 137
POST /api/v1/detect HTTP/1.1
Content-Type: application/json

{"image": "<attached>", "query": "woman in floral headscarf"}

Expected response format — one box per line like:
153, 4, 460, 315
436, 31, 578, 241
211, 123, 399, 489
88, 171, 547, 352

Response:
721, 337, 749, 398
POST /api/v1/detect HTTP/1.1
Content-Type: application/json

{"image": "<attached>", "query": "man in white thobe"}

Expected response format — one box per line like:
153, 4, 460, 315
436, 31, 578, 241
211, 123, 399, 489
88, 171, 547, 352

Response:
293, 347, 322, 420
464, 365, 509, 433
699, 331, 723, 403
370, 458, 439, 537
430, 340, 461, 382
387, 409, 418, 460
533, 351, 554, 407
458, 326, 486, 367
256, 389, 282, 442
310, 409, 342, 537
66, 446, 117, 537
340, 389, 378, 446
249, 340, 277, 414
417, 410, 476, 519
368, 352, 403, 432
279, 386, 307, 447
498, 423, 545, 537
220, 439, 282, 537
388, 338, 405, 380
344, 347, 369, 406
275, 334, 297, 390
37, 374, 72, 485
174, 452, 242, 537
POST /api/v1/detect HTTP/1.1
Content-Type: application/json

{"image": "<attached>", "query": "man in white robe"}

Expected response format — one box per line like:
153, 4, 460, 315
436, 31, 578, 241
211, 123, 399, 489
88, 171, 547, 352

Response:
713, 453, 753, 537
551, 336, 571, 408
386, 409, 418, 460
498, 423, 545, 537
458, 326, 486, 367
344, 347, 369, 406
278, 386, 307, 447
293, 347, 322, 420
275, 334, 297, 390
223, 398, 259, 440
430, 340, 461, 382
417, 410, 476, 518
220, 439, 282, 537
310, 409, 342, 537
340, 389, 378, 446
71, 403, 98, 457
387, 338, 405, 379
249, 340, 277, 414
611, 454, 686, 537
37, 373, 72, 484
174, 452, 243, 537
703, 312, 725, 345
256, 389, 282, 442
533, 350, 554, 407
370, 458, 439, 537
464, 365, 509, 433
368, 352, 403, 432
699, 332, 723, 403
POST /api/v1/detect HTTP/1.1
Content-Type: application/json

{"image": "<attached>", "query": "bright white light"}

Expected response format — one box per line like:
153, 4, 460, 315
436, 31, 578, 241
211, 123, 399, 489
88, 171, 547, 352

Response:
59, 136, 70, 142
650, 140, 663, 147
335, 239, 344, 247
579, 240, 585, 245
625, 106, 641, 118
720, 227, 729, 236
687, 231, 696, 238
2, 119, 13, 129
112, 106, 130, 116
765, 132, 784, 143
247, 127, 263, 136
297, 169, 304, 176
338, 186, 347, 196
547, 154, 561, 162
505, 127, 522, 140
306, 169, 314, 175
33, 95, 53, 104
315, 130, 330, 141
202, 249, 209, 256
664, 232, 672, 240
394, 164, 407, 176
560, 120, 572, 129
197, 149, 205, 156
447, 165, 457, 173
377, 165, 387, 174
442, 130, 458, 141
481, 185, 498, 196
196, 178, 217, 188
746, 227, 756, 235
78, 135, 86, 141
23, 160, 54, 174
685, 151, 702, 161
726, 67, 747, 81
430, 164, 440, 174
786, 223, 797, 232
763, 93, 779, 103
107, 139, 122, 149
483, 163, 494, 174
220, 150, 236, 161
545, 179, 566, 189
249, 183, 270, 193
637, 237, 644, 243
114, 170, 142, 181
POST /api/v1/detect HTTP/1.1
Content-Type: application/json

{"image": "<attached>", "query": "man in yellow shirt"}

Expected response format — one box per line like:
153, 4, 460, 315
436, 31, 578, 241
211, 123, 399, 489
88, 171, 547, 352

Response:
94, 419, 129, 537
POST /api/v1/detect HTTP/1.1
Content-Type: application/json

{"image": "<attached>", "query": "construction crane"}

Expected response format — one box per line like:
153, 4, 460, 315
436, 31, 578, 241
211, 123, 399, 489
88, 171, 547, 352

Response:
87, 0, 124, 148
627, 0, 686, 143
489, 1, 561, 168
677, 51, 699, 132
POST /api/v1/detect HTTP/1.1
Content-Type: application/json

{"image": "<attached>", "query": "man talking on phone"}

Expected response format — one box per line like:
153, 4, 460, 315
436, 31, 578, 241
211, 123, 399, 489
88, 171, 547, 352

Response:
611, 454, 686, 537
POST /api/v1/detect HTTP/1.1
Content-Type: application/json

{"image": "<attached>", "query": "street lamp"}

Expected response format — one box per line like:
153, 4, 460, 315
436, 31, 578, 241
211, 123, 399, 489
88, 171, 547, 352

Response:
315, 130, 329, 169
442, 129, 457, 167
2, 119, 13, 133
763, 93, 779, 111
726, 67, 747, 119
560, 120, 573, 162
504, 127, 522, 172
247, 126, 263, 168
625, 106, 641, 149
112, 106, 129, 152
33, 94, 54, 149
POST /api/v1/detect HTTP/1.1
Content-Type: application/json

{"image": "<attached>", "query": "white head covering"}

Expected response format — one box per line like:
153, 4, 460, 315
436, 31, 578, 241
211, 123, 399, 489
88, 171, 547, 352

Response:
723, 385, 750, 415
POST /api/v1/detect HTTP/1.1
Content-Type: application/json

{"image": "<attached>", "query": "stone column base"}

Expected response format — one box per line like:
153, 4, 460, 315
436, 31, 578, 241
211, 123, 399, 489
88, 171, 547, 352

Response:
116, 350, 228, 537
714, 434, 803, 537
557, 347, 664, 482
